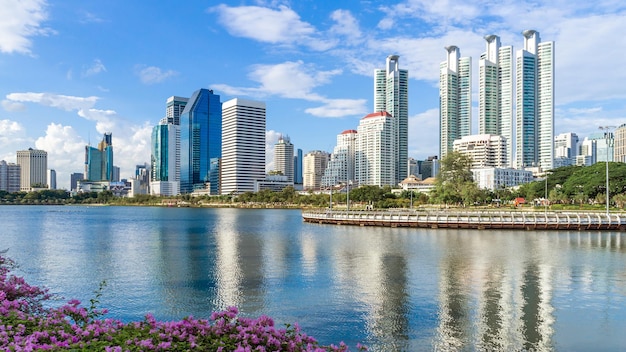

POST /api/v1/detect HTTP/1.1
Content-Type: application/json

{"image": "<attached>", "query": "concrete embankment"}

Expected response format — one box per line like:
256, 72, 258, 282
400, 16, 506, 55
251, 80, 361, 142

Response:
302, 210, 626, 231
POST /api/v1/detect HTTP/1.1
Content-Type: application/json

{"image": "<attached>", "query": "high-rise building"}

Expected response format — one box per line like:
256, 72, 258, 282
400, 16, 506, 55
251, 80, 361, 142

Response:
294, 148, 303, 185
161, 96, 189, 125
303, 151, 330, 190
47, 169, 56, 189
453, 134, 507, 169
374, 55, 408, 183
588, 132, 614, 163
554, 132, 579, 167
70, 172, 84, 192
479, 35, 514, 167
614, 124, 626, 163
274, 135, 294, 184
220, 98, 266, 195
16, 148, 48, 191
516, 30, 554, 169
0, 160, 20, 193
322, 129, 357, 187
355, 112, 396, 187
180, 89, 222, 194
440, 46, 472, 158
150, 123, 180, 196
85, 132, 114, 181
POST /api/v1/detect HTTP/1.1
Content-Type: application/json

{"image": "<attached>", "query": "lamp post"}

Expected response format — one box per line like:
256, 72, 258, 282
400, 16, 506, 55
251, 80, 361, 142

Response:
599, 126, 615, 216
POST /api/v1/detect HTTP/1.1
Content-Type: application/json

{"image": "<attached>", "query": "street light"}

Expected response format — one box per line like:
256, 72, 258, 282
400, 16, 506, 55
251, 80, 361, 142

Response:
599, 126, 615, 216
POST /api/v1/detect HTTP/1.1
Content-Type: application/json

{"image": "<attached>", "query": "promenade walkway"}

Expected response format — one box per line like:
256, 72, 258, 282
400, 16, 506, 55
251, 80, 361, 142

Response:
302, 209, 626, 231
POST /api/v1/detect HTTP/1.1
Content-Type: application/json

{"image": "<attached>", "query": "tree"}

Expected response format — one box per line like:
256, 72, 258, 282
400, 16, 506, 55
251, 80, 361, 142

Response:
431, 151, 480, 205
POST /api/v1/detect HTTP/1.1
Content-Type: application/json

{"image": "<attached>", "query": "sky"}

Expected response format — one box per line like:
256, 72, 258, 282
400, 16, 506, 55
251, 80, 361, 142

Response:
1, 0, 625, 190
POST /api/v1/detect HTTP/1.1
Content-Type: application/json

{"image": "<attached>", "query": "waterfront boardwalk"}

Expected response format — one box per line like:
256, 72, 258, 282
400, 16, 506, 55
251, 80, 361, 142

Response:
302, 209, 626, 231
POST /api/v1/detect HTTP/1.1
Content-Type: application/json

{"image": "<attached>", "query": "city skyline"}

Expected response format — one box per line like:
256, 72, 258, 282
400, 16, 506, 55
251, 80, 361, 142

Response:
1, 1, 625, 189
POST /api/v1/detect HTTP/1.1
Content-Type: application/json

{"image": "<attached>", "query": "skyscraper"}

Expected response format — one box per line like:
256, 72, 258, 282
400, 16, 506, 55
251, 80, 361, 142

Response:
355, 112, 396, 187
16, 148, 47, 191
322, 129, 357, 187
47, 169, 56, 190
180, 89, 222, 194
0, 160, 20, 193
274, 135, 294, 184
220, 98, 266, 195
440, 46, 472, 158
150, 123, 180, 196
70, 172, 84, 192
303, 151, 330, 190
516, 30, 554, 169
161, 96, 189, 125
479, 35, 514, 167
374, 55, 408, 183
85, 132, 114, 181
294, 148, 303, 186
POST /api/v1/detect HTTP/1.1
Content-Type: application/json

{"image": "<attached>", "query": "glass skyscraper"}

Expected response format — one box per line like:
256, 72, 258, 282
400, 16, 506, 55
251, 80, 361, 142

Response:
150, 123, 180, 195
374, 55, 408, 184
516, 30, 554, 169
180, 88, 222, 194
85, 132, 113, 181
440, 46, 472, 158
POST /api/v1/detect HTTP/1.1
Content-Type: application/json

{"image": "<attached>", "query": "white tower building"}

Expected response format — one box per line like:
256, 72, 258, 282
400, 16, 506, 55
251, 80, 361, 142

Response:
479, 35, 514, 167
355, 112, 396, 187
16, 148, 48, 191
221, 98, 266, 195
440, 46, 472, 158
321, 129, 357, 187
274, 135, 294, 184
516, 30, 554, 169
453, 134, 507, 169
374, 55, 408, 183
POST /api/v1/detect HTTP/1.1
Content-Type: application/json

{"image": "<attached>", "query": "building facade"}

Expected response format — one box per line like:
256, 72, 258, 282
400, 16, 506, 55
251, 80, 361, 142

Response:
479, 35, 514, 167
85, 132, 114, 181
472, 168, 534, 191
614, 124, 626, 163
47, 169, 56, 190
17, 148, 48, 191
70, 172, 84, 192
303, 150, 330, 190
0, 160, 20, 193
220, 98, 266, 195
274, 135, 294, 184
294, 148, 303, 186
374, 55, 408, 183
453, 134, 507, 169
516, 30, 554, 169
150, 123, 181, 196
161, 96, 189, 125
322, 129, 357, 187
355, 112, 396, 187
440, 46, 472, 158
180, 88, 222, 194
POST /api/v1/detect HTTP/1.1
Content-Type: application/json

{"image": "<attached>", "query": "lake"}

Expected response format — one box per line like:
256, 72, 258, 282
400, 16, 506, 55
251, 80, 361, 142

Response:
1, 205, 625, 351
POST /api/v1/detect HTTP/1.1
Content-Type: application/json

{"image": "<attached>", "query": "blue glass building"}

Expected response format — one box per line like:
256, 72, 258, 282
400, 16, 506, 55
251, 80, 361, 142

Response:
294, 148, 303, 184
180, 89, 222, 194
85, 132, 113, 181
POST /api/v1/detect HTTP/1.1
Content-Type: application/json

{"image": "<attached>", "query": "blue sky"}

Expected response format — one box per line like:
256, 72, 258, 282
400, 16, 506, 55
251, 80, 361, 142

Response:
1, 0, 625, 190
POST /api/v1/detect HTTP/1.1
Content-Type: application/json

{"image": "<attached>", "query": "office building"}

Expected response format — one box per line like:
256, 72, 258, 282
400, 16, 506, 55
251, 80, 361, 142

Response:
294, 148, 303, 185
553, 132, 579, 167
322, 129, 357, 187
150, 123, 180, 196
419, 156, 440, 179
588, 132, 613, 163
220, 98, 266, 195
180, 88, 222, 194
374, 55, 408, 183
355, 111, 396, 187
0, 160, 20, 193
516, 30, 554, 169
407, 157, 418, 178
16, 148, 48, 191
453, 134, 507, 169
614, 124, 626, 163
440, 46, 472, 158
274, 135, 294, 184
479, 35, 514, 166
85, 132, 114, 181
47, 169, 56, 189
160, 96, 189, 125
70, 172, 84, 192
471, 168, 534, 191
303, 150, 330, 190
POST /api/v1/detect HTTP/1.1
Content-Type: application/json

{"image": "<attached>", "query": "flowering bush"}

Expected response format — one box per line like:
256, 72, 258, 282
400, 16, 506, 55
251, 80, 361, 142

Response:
0, 254, 366, 351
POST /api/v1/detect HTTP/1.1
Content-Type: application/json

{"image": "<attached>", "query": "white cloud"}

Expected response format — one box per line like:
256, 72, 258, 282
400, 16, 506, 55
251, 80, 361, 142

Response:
0, 119, 30, 162
408, 108, 439, 159
305, 99, 368, 118
210, 4, 333, 50
82, 59, 106, 77
135, 65, 178, 84
34, 123, 86, 188
0, 0, 51, 54
329, 10, 362, 42
1, 100, 26, 112
5, 92, 98, 111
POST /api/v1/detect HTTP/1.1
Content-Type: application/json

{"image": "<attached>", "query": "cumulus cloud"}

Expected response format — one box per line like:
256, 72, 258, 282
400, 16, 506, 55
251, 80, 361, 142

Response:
0, 0, 52, 54
408, 108, 439, 159
210, 4, 333, 50
135, 65, 178, 84
34, 123, 86, 187
82, 59, 106, 77
0, 119, 30, 162
212, 60, 366, 118
329, 9, 362, 42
